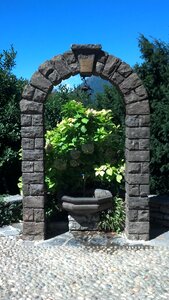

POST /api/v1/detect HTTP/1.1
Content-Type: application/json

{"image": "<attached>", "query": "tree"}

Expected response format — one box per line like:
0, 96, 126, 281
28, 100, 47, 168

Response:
0, 46, 27, 194
134, 35, 169, 194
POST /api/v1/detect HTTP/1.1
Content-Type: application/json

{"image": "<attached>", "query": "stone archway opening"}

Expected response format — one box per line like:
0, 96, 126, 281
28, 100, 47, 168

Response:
20, 44, 150, 241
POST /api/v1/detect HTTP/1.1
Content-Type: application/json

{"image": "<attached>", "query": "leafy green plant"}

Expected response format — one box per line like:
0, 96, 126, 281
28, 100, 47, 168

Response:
98, 196, 125, 233
0, 196, 22, 226
45, 100, 124, 196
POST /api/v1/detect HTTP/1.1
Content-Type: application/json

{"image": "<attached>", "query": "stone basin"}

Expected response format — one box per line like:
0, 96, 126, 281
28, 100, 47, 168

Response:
61, 189, 113, 215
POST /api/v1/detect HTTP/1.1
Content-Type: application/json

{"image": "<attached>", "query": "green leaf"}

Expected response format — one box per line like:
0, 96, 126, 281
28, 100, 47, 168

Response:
82, 118, 89, 124
106, 168, 113, 176
116, 174, 122, 183
81, 125, 87, 133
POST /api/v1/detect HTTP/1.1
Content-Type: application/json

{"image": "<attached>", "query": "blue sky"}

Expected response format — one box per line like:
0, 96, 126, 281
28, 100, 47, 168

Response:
1, 0, 169, 86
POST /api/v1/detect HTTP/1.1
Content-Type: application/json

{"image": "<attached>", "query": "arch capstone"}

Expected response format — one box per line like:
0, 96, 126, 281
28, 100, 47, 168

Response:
20, 44, 150, 241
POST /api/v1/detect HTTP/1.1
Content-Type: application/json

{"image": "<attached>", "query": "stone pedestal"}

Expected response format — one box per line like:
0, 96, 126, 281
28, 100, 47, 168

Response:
68, 214, 100, 231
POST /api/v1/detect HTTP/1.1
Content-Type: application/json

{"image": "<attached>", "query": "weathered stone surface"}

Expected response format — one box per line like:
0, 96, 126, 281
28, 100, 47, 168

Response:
126, 162, 141, 173
141, 162, 149, 173
125, 139, 139, 150
119, 73, 142, 94
39, 60, 54, 76
117, 62, 133, 78
23, 196, 45, 208
21, 115, 32, 126
126, 196, 149, 209
22, 183, 30, 196
22, 84, 35, 100
126, 221, 149, 234
22, 149, 44, 161
126, 150, 150, 162
33, 89, 47, 103
22, 138, 34, 150
126, 174, 149, 185
126, 127, 150, 139
137, 233, 149, 241
68, 62, 79, 75
71, 44, 102, 51
102, 55, 120, 77
32, 115, 43, 126
21, 126, 43, 138
135, 85, 148, 98
126, 184, 139, 196
48, 69, 62, 85
63, 51, 76, 64
35, 138, 44, 149
22, 161, 34, 173
95, 62, 104, 75
110, 71, 124, 85
128, 210, 138, 221
30, 71, 53, 93
124, 91, 147, 104
23, 222, 45, 235
23, 208, 34, 221
126, 100, 150, 115
68, 214, 100, 231
20, 99, 43, 114
22, 173, 44, 184
94, 189, 112, 198
140, 185, 150, 197
139, 115, 150, 127
125, 115, 139, 127
78, 54, 95, 76
34, 161, 44, 172
30, 184, 44, 196
139, 139, 149, 150
52, 55, 72, 79
34, 209, 45, 222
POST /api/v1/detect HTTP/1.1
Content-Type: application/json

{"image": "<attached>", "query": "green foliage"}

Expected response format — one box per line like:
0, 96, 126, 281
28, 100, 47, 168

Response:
0, 196, 22, 226
99, 196, 125, 233
134, 35, 169, 194
0, 46, 27, 194
45, 100, 124, 196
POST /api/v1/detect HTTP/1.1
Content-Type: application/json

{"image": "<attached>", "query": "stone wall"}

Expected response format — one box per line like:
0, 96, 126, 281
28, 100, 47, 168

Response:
20, 44, 150, 240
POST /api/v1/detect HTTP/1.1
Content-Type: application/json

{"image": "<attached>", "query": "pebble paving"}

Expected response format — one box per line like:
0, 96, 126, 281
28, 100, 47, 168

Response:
0, 237, 169, 300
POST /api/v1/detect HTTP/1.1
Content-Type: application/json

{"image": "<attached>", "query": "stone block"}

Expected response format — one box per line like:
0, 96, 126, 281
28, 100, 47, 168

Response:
21, 115, 32, 126
139, 115, 150, 127
127, 196, 149, 209
126, 174, 149, 185
126, 221, 149, 234
126, 184, 139, 196
141, 162, 149, 174
21, 126, 43, 138
78, 54, 95, 76
138, 210, 149, 221
34, 209, 45, 222
22, 84, 35, 100
22, 149, 44, 161
126, 127, 150, 139
22, 173, 44, 184
48, 70, 62, 85
30, 71, 53, 93
137, 233, 149, 241
126, 162, 141, 173
119, 73, 142, 94
117, 62, 132, 78
126, 100, 150, 115
140, 185, 150, 197
63, 51, 76, 64
22, 183, 30, 196
125, 115, 139, 127
135, 85, 148, 98
126, 150, 150, 162
23, 221, 45, 236
22, 161, 34, 173
102, 55, 120, 77
33, 89, 47, 103
68, 214, 100, 231
32, 115, 43, 126
35, 138, 44, 149
52, 55, 72, 79
139, 139, 149, 150
128, 210, 138, 221
20, 99, 43, 114
38, 60, 54, 76
125, 139, 139, 150
23, 208, 34, 221
68, 62, 79, 75
34, 161, 44, 172
110, 71, 124, 85
71, 44, 102, 51
30, 184, 44, 196
124, 91, 147, 104
22, 138, 34, 150
23, 196, 45, 208
95, 62, 104, 75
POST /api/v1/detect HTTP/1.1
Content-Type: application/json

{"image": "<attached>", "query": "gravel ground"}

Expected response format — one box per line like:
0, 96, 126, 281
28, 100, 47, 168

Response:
0, 237, 169, 300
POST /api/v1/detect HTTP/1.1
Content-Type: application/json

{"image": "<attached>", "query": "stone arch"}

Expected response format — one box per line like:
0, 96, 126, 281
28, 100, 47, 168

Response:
20, 44, 150, 241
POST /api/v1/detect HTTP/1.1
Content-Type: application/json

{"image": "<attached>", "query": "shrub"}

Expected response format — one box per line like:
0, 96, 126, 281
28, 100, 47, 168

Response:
0, 196, 22, 227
